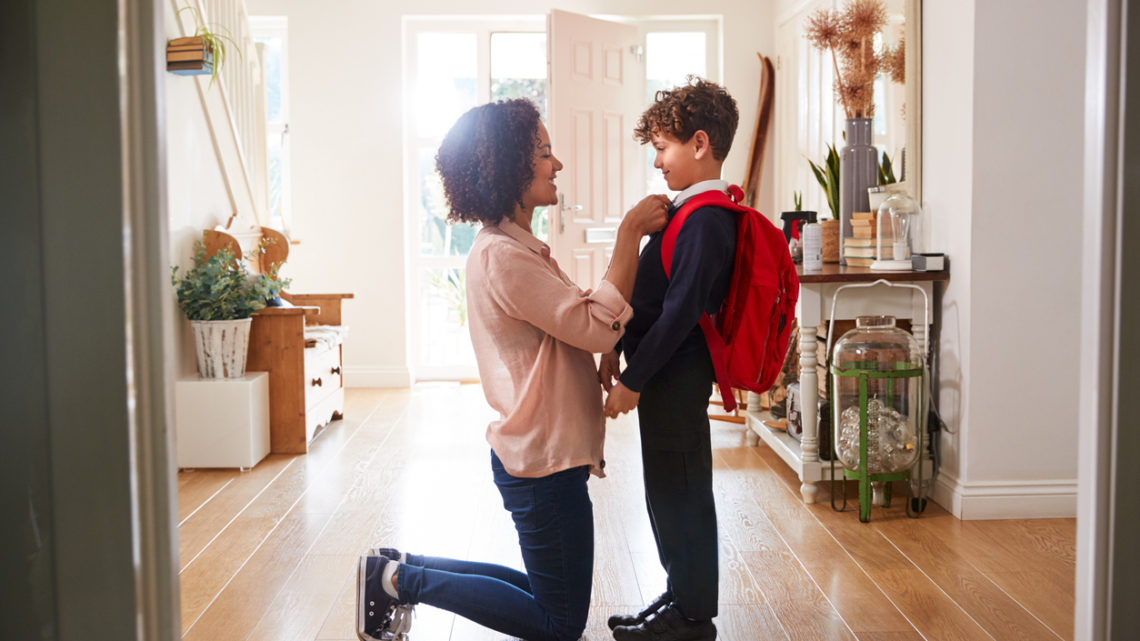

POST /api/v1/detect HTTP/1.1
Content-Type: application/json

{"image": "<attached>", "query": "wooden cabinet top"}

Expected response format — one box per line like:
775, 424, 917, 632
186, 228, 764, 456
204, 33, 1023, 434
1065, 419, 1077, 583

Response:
796, 262, 949, 284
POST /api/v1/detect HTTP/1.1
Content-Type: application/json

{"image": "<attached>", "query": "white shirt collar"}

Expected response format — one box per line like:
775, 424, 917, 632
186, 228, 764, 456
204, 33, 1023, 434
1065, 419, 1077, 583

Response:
671, 179, 729, 208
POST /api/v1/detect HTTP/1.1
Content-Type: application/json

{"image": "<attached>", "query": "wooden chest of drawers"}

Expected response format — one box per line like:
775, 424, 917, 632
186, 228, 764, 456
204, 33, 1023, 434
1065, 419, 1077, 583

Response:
246, 293, 352, 454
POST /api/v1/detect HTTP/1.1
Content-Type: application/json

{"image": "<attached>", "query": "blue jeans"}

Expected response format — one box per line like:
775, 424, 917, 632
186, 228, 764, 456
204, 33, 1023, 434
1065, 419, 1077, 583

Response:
396, 450, 594, 641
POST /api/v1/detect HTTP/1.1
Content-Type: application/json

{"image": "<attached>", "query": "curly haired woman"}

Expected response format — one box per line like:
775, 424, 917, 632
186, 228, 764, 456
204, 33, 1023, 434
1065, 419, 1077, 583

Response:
356, 98, 669, 641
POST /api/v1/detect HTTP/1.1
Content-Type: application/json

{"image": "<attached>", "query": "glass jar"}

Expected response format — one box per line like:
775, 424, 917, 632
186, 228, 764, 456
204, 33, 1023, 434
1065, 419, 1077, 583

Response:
831, 315, 923, 474
873, 191, 921, 267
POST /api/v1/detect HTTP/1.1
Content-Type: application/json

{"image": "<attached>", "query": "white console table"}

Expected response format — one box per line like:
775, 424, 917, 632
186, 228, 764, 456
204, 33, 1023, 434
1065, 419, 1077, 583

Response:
744, 264, 949, 504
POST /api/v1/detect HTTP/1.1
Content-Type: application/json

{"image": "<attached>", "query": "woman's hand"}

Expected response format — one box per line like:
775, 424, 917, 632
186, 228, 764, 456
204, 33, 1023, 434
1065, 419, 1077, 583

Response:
598, 351, 621, 391
620, 194, 670, 237
604, 381, 640, 419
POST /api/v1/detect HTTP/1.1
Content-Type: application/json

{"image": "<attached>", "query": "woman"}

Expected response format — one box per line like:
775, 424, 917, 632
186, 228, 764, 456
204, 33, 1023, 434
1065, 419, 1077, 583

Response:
357, 98, 668, 641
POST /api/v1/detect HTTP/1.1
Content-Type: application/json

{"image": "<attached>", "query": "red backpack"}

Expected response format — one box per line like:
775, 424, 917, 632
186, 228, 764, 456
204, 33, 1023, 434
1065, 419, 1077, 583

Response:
661, 184, 799, 412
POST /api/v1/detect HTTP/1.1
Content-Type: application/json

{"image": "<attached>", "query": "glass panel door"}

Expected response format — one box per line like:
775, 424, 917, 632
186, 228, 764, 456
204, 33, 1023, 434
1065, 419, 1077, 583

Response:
404, 19, 543, 381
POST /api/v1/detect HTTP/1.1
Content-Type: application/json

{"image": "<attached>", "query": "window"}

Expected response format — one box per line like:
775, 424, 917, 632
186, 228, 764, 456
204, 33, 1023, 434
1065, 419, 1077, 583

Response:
403, 18, 545, 381
250, 17, 291, 233
639, 21, 718, 196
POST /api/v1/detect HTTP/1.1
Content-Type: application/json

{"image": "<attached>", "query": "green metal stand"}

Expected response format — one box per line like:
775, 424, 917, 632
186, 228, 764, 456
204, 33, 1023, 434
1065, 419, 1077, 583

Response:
830, 364, 927, 522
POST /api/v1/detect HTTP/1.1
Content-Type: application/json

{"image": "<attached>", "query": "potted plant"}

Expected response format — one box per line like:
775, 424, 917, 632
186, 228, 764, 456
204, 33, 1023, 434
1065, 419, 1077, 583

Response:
808, 145, 842, 263
807, 144, 840, 221
166, 5, 240, 87
171, 235, 289, 378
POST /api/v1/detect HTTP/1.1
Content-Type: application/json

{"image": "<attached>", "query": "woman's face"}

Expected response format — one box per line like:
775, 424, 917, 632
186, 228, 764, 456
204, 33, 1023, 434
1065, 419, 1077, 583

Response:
520, 122, 563, 211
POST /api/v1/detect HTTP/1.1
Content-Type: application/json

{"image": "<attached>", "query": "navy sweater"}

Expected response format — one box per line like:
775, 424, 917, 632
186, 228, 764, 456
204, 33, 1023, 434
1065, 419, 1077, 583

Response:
618, 204, 738, 392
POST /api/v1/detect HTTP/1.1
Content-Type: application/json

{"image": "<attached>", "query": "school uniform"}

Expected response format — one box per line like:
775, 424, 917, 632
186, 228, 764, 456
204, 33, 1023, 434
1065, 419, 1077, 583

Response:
618, 179, 738, 621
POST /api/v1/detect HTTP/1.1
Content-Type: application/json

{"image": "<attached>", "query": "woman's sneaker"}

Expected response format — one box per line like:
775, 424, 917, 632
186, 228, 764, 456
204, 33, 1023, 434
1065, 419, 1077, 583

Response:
356, 555, 414, 641
369, 547, 404, 562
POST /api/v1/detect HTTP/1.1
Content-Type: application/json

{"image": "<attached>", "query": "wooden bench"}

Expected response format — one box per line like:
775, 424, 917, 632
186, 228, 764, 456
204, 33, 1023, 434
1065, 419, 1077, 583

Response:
203, 226, 354, 453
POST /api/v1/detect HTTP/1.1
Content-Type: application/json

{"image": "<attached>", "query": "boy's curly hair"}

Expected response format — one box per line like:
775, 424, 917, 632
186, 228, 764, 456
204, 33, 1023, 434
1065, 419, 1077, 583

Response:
436, 99, 542, 226
633, 76, 739, 161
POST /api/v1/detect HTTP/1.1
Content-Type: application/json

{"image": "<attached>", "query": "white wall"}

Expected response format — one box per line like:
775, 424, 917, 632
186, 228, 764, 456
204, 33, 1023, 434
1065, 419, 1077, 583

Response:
922, 0, 974, 514
925, 0, 1083, 519
245, 0, 776, 387
164, 2, 245, 379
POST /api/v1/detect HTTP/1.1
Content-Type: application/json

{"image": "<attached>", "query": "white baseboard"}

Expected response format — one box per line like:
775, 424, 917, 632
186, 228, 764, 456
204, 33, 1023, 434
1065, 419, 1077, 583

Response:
933, 472, 1077, 520
343, 366, 410, 388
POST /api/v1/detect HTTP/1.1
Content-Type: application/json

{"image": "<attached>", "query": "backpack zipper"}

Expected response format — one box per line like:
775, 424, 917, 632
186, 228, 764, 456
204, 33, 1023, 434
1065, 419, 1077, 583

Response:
753, 289, 783, 385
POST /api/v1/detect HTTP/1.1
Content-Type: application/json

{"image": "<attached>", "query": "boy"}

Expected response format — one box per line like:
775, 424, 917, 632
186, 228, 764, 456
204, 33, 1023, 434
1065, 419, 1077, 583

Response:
600, 76, 740, 641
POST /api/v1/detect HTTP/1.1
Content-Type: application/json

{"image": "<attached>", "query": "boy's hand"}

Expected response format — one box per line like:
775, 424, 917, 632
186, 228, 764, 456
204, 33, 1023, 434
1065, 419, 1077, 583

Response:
598, 351, 621, 391
604, 381, 640, 419
621, 194, 670, 237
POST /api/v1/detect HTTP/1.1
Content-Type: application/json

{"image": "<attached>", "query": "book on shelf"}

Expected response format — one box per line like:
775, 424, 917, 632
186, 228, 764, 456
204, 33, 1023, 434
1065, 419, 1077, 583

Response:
911, 253, 945, 271
844, 237, 877, 248
168, 36, 203, 47
167, 50, 208, 62
167, 43, 206, 52
846, 257, 875, 267
844, 247, 877, 258
167, 61, 210, 72
852, 211, 876, 220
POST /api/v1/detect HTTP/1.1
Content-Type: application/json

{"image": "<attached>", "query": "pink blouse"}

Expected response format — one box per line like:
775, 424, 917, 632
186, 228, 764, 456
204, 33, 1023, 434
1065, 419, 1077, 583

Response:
466, 219, 633, 478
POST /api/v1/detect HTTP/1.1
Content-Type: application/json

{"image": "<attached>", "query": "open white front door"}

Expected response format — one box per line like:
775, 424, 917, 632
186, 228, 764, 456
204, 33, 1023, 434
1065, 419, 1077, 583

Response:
547, 10, 644, 287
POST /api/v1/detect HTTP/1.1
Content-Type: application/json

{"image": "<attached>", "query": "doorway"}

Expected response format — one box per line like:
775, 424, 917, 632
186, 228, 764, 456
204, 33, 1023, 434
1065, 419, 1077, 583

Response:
402, 12, 717, 382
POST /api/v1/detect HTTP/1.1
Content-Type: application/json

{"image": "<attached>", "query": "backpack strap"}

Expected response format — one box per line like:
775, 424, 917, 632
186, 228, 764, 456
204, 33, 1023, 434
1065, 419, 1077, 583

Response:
660, 185, 746, 412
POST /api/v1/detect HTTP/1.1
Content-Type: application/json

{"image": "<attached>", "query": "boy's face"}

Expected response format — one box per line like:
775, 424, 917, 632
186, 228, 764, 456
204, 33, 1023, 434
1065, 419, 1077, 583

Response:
649, 130, 702, 192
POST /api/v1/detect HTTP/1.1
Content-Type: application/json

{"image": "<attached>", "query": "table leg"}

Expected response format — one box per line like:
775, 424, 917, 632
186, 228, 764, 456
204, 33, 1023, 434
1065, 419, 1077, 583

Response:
800, 324, 819, 504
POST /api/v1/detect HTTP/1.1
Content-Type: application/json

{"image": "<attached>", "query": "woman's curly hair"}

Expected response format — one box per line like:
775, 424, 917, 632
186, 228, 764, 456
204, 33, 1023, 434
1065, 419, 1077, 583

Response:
435, 99, 542, 226
633, 76, 739, 161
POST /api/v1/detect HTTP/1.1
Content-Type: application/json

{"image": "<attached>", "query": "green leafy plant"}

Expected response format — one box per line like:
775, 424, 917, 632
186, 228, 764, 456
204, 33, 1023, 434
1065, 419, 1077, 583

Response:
176, 5, 240, 88
878, 150, 898, 185
807, 144, 840, 220
429, 268, 467, 326
171, 237, 290, 321
793, 191, 803, 211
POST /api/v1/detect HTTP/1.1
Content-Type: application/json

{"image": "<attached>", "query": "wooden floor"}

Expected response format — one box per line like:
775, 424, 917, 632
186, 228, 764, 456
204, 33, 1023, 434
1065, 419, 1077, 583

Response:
176, 385, 1075, 641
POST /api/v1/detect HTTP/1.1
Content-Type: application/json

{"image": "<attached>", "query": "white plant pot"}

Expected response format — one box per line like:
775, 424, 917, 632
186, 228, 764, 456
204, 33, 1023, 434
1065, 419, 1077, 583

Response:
191, 318, 252, 378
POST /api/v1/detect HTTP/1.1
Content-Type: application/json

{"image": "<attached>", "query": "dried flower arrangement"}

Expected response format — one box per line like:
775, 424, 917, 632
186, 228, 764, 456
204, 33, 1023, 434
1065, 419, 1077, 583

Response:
805, 0, 905, 119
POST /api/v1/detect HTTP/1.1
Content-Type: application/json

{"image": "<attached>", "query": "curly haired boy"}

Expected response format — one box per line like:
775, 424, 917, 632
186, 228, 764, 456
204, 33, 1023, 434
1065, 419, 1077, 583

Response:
600, 76, 740, 641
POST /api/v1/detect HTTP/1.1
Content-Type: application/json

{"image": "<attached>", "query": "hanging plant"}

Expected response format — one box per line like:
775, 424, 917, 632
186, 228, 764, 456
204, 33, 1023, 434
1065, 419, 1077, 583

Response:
167, 4, 241, 88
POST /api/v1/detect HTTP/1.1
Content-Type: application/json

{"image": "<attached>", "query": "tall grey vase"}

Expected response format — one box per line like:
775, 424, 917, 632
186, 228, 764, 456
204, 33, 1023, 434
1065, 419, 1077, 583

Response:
839, 118, 878, 266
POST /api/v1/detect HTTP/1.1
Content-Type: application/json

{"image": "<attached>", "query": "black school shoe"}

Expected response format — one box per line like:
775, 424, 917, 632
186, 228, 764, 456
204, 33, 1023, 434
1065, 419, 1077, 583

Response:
607, 591, 673, 630
612, 604, 716, 641
357, 555, 414, 641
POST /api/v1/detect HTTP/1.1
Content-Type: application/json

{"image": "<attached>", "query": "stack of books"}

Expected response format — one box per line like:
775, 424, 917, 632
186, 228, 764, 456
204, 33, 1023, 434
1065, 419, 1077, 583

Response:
844, 211, 888, 267
167, 36, 214, 76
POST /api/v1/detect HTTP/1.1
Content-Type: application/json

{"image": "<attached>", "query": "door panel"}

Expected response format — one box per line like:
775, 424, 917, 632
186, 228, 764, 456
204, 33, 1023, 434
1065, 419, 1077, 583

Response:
548, 9, 643, 287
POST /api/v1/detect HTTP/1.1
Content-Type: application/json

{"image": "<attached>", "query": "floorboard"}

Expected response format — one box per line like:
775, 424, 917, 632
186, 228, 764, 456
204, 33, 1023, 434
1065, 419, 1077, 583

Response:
176, 386, 1075, 640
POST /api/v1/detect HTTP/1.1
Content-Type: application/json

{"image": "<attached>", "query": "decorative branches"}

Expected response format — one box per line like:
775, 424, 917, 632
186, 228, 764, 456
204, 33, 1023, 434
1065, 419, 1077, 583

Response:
805, 0, 903, 119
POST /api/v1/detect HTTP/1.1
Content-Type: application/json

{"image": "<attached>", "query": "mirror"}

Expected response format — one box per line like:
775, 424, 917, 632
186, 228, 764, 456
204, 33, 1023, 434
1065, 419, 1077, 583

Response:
772, 0, 921, 217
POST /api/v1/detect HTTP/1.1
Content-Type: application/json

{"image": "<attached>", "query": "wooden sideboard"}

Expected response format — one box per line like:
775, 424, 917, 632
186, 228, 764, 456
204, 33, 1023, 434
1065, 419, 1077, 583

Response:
744, 263, 949, 503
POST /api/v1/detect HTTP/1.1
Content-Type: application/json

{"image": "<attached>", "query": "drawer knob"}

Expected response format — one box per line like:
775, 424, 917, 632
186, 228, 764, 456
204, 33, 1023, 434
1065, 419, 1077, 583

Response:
311, 377, 323, 387
330, 366, 342, 375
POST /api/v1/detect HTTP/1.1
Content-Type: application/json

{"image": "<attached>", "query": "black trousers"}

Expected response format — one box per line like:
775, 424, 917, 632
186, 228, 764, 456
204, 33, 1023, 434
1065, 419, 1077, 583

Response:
636, 346, 718, 620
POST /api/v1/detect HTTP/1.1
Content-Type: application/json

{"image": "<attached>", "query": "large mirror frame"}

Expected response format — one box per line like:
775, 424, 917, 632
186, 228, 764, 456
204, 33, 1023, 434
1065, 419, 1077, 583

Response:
905, 0, 922, 203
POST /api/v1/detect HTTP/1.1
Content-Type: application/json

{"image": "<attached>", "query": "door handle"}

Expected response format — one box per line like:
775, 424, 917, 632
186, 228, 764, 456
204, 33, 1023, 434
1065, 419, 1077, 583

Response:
558, 193, 583, 233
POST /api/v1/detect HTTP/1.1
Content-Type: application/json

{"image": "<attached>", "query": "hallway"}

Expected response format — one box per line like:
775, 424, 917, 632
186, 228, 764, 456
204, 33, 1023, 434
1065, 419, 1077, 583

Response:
177, 385, 1075, 640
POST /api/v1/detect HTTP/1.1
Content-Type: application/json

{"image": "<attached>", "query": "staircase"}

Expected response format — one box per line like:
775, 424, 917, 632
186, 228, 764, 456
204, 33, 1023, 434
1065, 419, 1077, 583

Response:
172, 0, 269, 230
